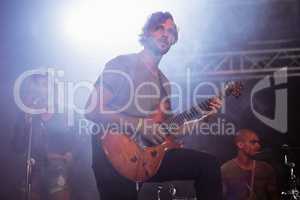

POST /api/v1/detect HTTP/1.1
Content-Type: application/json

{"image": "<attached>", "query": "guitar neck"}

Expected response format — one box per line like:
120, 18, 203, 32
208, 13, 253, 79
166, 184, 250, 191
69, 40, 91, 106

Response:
165, 99, 211, 127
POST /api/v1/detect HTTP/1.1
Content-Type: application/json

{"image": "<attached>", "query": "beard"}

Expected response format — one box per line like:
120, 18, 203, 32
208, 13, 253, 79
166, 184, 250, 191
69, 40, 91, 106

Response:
144, 37, 171, 56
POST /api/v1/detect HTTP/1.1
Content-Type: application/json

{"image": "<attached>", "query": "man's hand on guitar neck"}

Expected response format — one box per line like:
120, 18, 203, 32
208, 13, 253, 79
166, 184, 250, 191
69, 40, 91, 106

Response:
200, 97, 224, 121
207, 97, 223, 113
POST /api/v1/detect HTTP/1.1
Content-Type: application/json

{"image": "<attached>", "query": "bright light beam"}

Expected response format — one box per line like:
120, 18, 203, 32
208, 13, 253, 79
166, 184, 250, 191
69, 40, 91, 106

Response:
62, 0, 169, 51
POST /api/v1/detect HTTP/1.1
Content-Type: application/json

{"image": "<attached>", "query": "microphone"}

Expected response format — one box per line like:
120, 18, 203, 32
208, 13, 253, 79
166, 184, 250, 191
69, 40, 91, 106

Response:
281, 144, 289, 150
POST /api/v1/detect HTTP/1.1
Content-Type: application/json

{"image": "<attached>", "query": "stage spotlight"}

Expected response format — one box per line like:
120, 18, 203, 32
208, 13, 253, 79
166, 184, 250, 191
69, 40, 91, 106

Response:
62, 0, 166, 50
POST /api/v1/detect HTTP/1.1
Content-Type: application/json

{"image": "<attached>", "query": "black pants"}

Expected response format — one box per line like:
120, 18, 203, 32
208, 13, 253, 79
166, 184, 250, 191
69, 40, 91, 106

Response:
93, 148, 222, 200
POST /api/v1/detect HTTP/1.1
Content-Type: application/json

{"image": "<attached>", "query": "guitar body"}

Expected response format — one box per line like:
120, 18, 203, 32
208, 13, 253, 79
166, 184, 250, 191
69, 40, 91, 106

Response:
100, 100, 183, 182
101, 131, 182, 182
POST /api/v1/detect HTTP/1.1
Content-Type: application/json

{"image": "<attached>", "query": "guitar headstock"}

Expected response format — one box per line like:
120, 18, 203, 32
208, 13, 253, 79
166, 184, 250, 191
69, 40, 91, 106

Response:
224, 81, 243, 98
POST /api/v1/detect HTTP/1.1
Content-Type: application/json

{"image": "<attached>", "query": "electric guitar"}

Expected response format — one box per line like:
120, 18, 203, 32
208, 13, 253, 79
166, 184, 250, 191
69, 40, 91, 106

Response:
100, 81, 242, 182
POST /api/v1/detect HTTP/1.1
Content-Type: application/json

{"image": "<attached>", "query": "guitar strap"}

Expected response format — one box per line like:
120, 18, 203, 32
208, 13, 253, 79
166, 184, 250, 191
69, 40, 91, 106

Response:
157, 70, 171, 112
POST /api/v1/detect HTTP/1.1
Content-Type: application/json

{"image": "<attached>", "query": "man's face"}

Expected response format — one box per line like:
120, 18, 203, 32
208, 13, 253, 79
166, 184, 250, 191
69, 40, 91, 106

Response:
238, 133, 261, 157
146, 18, 177, 55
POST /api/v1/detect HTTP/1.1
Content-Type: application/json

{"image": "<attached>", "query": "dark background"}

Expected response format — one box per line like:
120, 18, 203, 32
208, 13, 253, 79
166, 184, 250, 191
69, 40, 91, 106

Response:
0, 0, 299, 199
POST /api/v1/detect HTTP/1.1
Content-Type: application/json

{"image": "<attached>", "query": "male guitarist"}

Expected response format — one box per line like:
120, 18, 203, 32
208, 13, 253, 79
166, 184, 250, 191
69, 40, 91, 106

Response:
85, 11, 223, 200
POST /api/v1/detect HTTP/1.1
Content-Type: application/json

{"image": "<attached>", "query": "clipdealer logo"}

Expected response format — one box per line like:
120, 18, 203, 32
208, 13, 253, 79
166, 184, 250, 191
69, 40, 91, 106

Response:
250, 67, 287, 133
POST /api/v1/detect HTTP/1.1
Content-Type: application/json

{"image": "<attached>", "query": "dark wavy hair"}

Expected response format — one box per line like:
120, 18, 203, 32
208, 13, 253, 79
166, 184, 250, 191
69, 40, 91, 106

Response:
139, 11, 178, 46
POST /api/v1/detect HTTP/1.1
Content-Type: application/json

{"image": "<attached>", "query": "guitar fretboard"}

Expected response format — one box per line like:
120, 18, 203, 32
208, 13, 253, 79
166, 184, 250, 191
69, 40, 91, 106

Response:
165, 99, 211, 128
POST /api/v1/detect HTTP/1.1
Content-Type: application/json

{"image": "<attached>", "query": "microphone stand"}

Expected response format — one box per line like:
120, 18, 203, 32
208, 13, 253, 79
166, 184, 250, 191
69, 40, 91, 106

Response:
281, 145, 300, 200
25, 114, 35, 200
